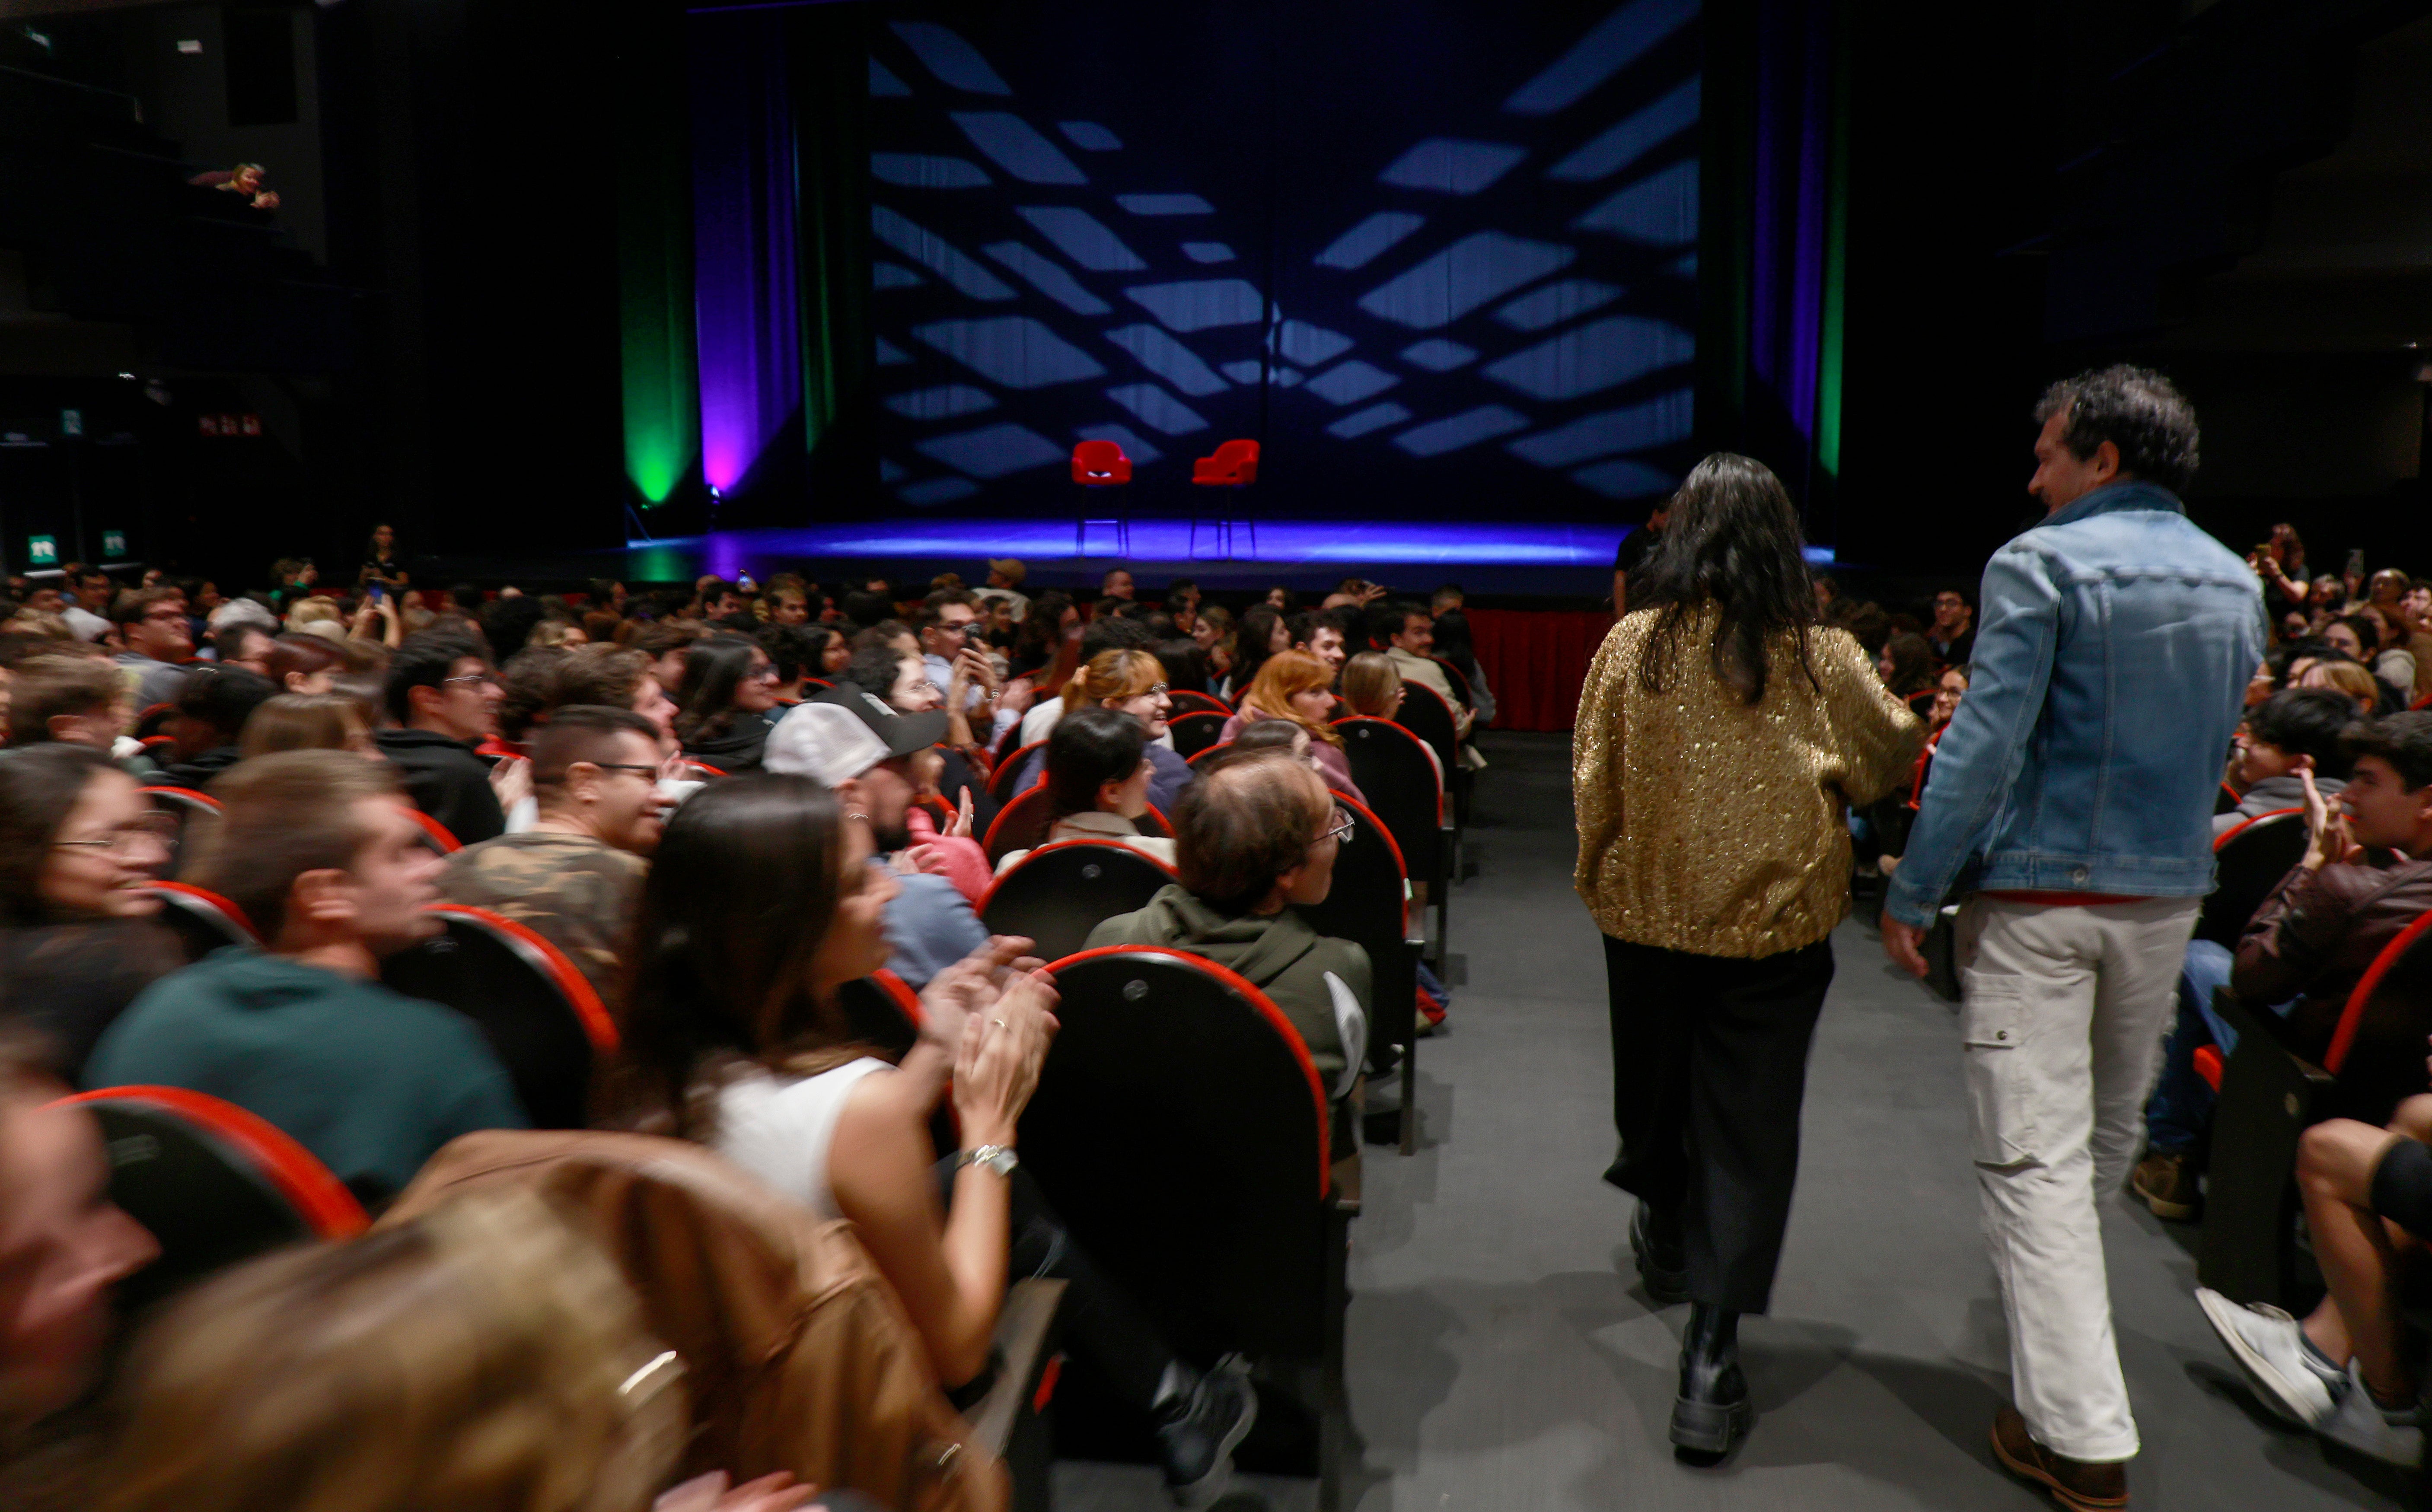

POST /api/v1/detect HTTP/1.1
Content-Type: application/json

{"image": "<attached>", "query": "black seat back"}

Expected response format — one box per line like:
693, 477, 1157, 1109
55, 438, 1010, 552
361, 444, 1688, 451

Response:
145, 786, 221, 881
1168, 709, 1229, 759
1334, 717, 1441, 884
1427, 656, 1473, 710
379, 905, 616, 1130
982, 785, 1055, 865
1187, 739, 1234, 769
1291, 793, 1414, 1077
1167, 689, 1230, 718
141, 882, 260, 961
988, 742, 1045, 805
1393, 681, 1460, 775
61, 1085, 367, 1316
2196, 809, 2307, 949
981, 841, 1176, 961
1024, 947, 1332, 1358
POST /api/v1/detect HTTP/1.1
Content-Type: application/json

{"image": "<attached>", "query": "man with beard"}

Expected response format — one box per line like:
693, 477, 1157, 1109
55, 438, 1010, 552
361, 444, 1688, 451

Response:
762, 688, 986, 989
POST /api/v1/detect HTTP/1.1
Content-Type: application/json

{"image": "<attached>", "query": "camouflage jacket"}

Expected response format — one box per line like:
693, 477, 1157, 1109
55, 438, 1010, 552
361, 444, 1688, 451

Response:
436, 831, 646, 1006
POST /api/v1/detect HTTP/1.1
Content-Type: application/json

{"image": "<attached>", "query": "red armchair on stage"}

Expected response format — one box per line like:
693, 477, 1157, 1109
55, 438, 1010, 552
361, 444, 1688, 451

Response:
1072, 439, 1132, 557
1190, 438, 1259, 558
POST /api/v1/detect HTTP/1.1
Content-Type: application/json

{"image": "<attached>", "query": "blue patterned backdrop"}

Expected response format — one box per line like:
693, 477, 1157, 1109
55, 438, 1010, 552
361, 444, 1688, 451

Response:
863, 0, 1700, 524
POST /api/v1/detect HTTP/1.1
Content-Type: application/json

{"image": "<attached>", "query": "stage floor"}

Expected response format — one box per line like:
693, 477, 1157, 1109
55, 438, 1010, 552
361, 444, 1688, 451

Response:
606, 516, 1830, 597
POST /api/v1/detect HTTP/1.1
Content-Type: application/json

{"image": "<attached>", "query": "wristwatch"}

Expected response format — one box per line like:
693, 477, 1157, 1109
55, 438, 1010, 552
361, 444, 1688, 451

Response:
958, 1144, 1018, 1177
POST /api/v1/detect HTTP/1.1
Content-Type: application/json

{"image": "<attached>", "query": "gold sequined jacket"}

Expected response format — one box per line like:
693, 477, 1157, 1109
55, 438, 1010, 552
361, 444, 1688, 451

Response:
1573, 605, 1924, 958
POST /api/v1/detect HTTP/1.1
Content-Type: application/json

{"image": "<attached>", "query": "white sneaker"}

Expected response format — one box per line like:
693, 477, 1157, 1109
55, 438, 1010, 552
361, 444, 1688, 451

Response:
2194, 1287, 2339, 1426
2318, 1359, 2426, 1468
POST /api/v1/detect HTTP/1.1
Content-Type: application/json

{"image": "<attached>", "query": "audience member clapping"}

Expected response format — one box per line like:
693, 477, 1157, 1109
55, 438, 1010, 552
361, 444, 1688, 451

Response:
86, 751, 527, 1207
762, 696, 988, 989
0, 748, 182, 1080
607, 776, 1254, 1500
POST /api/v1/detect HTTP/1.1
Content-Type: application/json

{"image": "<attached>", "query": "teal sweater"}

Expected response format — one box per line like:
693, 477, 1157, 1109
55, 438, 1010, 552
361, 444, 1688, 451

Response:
86, 946, 527, 1207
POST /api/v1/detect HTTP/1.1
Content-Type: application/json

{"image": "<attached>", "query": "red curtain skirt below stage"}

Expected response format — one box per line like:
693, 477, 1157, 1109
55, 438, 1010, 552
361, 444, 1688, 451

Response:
1466, 609, 1616, 733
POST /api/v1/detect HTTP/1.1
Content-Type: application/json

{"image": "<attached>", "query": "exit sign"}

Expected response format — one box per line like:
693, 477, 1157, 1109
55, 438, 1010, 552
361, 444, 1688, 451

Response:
26, 535, 56, 566
102, 529, 126, 559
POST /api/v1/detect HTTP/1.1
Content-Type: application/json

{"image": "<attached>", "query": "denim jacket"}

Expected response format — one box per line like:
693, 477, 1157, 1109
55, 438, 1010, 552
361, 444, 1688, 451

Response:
1885, 480, 2266, 926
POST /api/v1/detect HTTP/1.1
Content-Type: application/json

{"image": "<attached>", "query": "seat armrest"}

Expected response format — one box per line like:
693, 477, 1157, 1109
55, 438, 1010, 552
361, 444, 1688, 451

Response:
966, 1278, 1067, 1457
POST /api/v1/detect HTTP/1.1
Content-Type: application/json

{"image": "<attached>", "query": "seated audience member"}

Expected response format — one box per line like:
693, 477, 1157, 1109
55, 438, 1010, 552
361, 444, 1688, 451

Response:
5, 655, 128, 755
803, 624, 851, 680
0, 748, 182, 1080
1006, 589, 1076, 683
917, 589, 1018, 746
972, 555, 1029, 619
145, 666, 277, 792
375, 629, 508, 845
92, 1187, 815, 1512
2136, 713, 2432, 1222
1340, 651, 1405, 721
201, 604, 274, 675
1193, 604, 1237, 690
1086, 746, 1364, 1092
1925, 588, 1975, 665
1015, 616, 1157, 747
994, 707, 1175, 875
762, 696, 988, 990
609, 776, 1254, 1500
1285, 608, 1351, 677
2301, 654, 2398, 715
491, 644, 572, 756
238, 693, 377, 759
60, 567, 112, 643
1377, 602, 1482, 767
2196, 1093, 2432, 1467
1218, 651, 1364, 806
1876, 633, 1937, 702
86, 752, 527, 1207
437, 707, 664, 1004
1014, 648, 1192, 813
1229, 605, 1288, 699
0, 1025, 157, 1480
1427, 607, 1495, 728
1097, 567, 1136, 608
108, 591, 193, 710
2217, 688, 2353, 834
835, 646, 992, 847
553, 645, 680, 755
632, 621, 701, 697
1154, 638, 1211, 699
673, 634, 782, 773
757, 622, 819, 704
261, 632, 346, 695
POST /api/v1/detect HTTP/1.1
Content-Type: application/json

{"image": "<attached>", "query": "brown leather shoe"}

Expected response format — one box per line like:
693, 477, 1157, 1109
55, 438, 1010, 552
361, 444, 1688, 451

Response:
1991, 1404, 2128, 1510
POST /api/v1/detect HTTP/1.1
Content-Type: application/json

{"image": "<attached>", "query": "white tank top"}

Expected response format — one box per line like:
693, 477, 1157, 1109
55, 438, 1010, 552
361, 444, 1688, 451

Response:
711, 1057, 891, 1220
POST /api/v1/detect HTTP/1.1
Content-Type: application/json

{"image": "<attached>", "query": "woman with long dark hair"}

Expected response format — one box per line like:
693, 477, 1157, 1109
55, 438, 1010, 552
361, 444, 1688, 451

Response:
672, 633, 781, 771
605, 776, 1255, 1502
1572, 453, 1921, 1459
1228, 605, 1289, 702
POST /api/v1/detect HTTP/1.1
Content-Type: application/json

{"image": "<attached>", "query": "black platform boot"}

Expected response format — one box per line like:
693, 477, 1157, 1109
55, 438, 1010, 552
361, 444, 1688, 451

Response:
1630, 1200, 1689, 1305
1670, 1301, 1751, 1461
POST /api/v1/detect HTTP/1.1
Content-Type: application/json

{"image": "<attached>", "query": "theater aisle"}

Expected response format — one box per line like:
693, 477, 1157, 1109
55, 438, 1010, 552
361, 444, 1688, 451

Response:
1055, 731, 2402, 1510
1327, 732, 2400, 1512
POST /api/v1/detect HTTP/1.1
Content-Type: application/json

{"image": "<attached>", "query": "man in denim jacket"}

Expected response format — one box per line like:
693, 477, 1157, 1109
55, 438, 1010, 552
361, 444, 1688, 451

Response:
1883, 366, 2266, 1506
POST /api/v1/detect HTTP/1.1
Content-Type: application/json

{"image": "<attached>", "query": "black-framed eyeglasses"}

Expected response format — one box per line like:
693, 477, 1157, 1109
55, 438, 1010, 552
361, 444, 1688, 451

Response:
53, 813, 180, 854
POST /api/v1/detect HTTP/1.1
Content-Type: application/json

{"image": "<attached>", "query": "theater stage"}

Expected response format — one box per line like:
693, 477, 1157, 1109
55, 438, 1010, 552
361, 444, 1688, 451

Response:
606, 517, 1835, 600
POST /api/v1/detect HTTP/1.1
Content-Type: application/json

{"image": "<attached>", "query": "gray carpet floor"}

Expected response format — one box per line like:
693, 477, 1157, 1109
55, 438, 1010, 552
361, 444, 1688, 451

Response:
1058, 731, 2408, 1512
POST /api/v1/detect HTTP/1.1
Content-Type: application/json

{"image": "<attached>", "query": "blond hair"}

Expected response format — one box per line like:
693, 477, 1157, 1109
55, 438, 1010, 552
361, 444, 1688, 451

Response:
2300, 658, 2379, 710
1339, 651, 1402, 719
98, 1191, 673, 1512
1239, 649, 1340, 746
1058, 647, 1162, 715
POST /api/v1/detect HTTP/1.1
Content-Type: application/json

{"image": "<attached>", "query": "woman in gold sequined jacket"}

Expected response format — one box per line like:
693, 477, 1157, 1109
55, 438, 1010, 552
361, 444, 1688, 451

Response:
1572, 453, 1921, 1460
